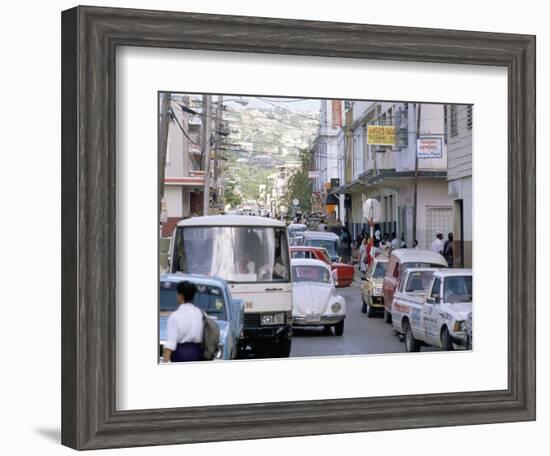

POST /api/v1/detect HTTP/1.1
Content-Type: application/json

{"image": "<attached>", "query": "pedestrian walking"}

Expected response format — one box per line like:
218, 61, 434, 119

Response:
359, 237, 369, 278
370, 239, 382, 261
339, 227, 352, 263
390, 232, 399, 250
317, 219, 327, 232
351, 241, 359, 265
431, 231, 444, 255
163, 281, 205, 363
400, 233, 407, 248
413, 239, 419, 249
443, 232, 454, 267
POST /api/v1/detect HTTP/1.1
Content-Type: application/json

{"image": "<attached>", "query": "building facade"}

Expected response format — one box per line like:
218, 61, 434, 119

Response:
311, 99, 344, 219
161, 95, 205, 237
334, 101, 454, 249
446, 104, 473, 267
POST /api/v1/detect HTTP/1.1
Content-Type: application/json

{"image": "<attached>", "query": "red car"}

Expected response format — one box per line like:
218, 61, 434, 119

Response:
289, 246, 354, 288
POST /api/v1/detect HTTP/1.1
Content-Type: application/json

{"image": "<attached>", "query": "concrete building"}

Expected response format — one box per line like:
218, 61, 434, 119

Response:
446, 104, 473, 267
161, 95, 205, 237
334, 101, 454, 249
311, 99, 343, 218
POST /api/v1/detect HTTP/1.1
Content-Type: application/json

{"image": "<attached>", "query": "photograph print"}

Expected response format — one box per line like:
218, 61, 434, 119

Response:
158, 93, 473, 363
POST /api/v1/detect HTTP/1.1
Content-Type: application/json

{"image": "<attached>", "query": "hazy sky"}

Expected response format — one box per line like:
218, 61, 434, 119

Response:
241, 96, 321, 113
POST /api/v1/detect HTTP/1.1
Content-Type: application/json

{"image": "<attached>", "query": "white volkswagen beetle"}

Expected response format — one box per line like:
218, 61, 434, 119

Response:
291, 258, 346, 335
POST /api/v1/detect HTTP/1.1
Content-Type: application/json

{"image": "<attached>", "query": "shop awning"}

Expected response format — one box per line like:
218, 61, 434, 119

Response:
325, 193, 340, 205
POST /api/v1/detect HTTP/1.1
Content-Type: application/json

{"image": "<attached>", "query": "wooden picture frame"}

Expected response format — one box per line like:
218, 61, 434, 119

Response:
61, 5, 536, 450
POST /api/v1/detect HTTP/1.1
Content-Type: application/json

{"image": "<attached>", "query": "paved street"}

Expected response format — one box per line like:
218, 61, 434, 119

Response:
290, 277, 407, 357
289, 273, 440, 358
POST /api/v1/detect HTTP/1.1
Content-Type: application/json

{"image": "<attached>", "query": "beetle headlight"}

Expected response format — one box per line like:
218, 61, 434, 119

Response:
331, 302, 342, 313
261, 313, 285, 325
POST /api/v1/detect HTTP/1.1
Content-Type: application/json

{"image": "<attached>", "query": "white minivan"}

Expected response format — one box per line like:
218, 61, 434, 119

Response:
169, 215, 292, 357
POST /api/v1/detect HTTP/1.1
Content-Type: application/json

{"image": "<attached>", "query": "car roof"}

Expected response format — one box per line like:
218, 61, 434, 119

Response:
290, 246, 327, 251
160, 273, 227, 287
288, 223, 307, 229
390, 248, 447, 265
302, 230, 339, 240
176, 214, 286, 228
291, 258, 331, 269
402, 267, 440, 274
433, 268, 472, 277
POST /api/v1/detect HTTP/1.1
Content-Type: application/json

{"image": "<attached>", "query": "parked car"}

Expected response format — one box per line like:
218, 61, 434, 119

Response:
291, 258, 346, 335
159, 273, 244, 361
295, 231, 340, 263
287, 223, 307, 242
398, 269, 473, 352
360, 256, 389, 317
290, 246, 354, 287
382, 249, 447, 324
390, 267, 439, 336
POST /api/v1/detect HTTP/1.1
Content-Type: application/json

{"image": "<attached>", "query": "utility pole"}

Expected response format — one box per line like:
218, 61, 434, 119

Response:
412, 103, 421, 244
213, 95, 223, 207
158, 92, 171, 229
201, 95, 212, 215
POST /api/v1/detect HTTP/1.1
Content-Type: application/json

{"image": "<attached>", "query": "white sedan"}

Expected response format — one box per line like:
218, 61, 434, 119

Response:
291, 258, 346, 335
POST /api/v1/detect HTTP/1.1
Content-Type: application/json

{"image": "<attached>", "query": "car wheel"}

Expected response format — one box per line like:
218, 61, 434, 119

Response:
334, 320, 345, 336
271, 338, 292, 358
384, 309, 392, 324
366, 298, 376, 318
403, 321, 421, 352
441, 327, 454, 351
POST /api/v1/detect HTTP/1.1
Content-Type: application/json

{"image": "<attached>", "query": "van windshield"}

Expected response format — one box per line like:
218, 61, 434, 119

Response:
172, 226, 290, 283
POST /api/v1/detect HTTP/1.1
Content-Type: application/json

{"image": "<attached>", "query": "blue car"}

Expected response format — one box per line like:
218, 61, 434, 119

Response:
159, 274, 244, 361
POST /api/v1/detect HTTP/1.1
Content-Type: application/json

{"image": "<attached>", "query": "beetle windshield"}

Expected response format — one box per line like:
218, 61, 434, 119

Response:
172, 226, 290, 283
292, 265, 331, 284
444, 275, 473, 303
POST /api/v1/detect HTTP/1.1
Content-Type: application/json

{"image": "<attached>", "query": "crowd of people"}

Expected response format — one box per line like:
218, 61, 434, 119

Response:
291, 212, 455, 276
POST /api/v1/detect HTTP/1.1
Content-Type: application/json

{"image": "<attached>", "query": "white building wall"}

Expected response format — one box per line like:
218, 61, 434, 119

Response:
165, 186, 183, 218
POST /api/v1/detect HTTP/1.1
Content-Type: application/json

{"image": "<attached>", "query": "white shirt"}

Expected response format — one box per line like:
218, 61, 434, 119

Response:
317, 223, 326, 232
164, 303, 204, 350
431, 238, 443, 254
391, 238, 399, 249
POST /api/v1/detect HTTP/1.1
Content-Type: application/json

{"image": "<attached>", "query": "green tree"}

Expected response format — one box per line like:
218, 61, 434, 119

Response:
286, 148, 312, 214
224, 181, 242, 208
